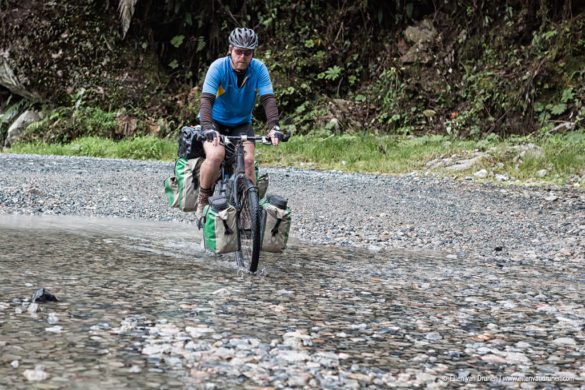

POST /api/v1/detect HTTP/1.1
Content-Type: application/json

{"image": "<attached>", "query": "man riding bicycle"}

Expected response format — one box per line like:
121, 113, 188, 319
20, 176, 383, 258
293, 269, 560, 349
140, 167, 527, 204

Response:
196, 27, 283, 217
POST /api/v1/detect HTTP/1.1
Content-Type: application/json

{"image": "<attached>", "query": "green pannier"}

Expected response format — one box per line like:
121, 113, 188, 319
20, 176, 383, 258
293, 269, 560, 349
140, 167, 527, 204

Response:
164, 176, 180, 208
202, 195, 238, 254
260, 195, 291, 253
164, 157, 203, 212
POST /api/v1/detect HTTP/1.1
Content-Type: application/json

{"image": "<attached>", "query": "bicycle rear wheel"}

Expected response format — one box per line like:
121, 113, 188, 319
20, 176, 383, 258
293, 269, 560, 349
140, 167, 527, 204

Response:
235, 177, 261, 272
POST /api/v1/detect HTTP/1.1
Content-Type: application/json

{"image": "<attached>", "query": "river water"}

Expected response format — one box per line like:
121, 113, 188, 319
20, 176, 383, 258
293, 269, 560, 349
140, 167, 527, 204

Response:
0, 215, 583, 389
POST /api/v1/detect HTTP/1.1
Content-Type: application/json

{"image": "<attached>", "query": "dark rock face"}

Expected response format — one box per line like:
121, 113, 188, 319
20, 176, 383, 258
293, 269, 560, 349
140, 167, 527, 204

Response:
0, 0, 163, 107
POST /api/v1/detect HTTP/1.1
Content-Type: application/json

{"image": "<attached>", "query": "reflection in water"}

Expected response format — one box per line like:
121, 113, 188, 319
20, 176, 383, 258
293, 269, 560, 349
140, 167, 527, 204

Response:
0, 215, 583, 388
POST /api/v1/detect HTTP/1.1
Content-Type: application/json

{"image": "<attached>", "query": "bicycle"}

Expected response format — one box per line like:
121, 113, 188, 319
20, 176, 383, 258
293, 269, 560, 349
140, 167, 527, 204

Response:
196, 131, 290, 273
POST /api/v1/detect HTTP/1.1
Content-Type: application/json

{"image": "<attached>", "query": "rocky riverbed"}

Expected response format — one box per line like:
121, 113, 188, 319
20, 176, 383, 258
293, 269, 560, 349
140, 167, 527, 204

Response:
1, 215, 584, 389
0, 154, 584, 389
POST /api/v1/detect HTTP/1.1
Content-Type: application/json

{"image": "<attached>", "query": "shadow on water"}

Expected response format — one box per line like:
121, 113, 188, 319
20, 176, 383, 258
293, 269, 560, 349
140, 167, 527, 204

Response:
0, 215, 583, 388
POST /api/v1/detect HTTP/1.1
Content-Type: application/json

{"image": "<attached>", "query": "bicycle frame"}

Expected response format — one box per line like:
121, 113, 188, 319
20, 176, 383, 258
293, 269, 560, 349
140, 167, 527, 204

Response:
215, 136, 255, 209
203, 131, 290, 272
212, 132, 287, 197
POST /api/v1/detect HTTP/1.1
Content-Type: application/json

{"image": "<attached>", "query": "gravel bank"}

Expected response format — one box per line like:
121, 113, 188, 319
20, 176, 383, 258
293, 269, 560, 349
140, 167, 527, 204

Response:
1, 153, 584, 262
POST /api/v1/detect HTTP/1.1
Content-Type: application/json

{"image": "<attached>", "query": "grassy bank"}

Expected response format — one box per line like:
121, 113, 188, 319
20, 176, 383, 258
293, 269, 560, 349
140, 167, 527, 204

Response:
7, 136, 177, 161
5, 132, 585, 187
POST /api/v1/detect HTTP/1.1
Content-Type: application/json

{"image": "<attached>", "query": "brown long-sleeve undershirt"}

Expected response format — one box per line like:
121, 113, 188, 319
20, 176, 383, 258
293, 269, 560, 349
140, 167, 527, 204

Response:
199, 92, 215, 130
261, 94, 279, 130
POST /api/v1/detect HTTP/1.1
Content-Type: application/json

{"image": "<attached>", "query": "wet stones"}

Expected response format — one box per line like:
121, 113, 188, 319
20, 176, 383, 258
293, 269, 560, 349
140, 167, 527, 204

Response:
26, 303, 39, 314
47, 312, 59, 324
1, 163, 584, 389
22, 365, 49, 382
45, 326, 63, 333
186, 325, 214, 338
425, 332, 443, 341
552, 337, 577, 347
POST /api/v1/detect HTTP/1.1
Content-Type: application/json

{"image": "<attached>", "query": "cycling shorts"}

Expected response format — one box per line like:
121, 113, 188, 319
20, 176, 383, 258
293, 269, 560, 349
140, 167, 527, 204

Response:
213, 121, 255, 143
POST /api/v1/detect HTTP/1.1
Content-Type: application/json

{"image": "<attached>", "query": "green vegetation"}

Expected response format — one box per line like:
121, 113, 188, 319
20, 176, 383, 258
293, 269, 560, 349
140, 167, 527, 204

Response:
258, 132, 585, 185
1, 1, 584, 189
257, 134, 459, 173
10, 136, 176, 161
2, 1, 584, 142
9, 131, 585, 186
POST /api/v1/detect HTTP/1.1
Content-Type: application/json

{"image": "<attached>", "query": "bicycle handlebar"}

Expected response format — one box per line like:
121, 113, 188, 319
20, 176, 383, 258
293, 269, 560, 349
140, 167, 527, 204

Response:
193, 130, 292, 144
223, 133, 291, 144
188, 117, 293, 144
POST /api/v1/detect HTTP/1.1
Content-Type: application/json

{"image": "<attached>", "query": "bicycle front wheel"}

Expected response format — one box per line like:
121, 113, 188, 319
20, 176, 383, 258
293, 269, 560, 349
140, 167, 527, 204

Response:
235, 177, 262, 272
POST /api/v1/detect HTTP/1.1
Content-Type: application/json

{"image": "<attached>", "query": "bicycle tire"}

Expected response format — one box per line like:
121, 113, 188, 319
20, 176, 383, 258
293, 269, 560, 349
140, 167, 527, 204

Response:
235, 177, 261, 272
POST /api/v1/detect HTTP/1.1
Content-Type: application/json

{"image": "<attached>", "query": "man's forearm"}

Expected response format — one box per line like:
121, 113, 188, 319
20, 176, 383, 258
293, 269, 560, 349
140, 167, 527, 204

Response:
200, 92, 216, 128
261, 94, 279, 130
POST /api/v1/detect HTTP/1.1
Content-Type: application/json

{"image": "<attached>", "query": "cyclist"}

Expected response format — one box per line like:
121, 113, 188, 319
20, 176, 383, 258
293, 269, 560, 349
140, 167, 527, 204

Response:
196, 27, 283, 217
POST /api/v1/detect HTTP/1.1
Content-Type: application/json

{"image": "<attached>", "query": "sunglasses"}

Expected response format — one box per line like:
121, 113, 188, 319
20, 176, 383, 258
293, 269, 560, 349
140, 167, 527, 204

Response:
233, 48, 254, 57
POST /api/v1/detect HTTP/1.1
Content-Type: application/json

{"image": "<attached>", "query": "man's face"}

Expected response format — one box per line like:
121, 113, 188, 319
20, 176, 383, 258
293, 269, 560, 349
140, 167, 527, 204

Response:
229, 46, 254, 72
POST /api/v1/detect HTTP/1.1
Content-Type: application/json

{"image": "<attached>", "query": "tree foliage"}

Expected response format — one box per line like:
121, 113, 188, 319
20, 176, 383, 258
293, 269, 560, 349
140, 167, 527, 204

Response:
1, 0, 584, 140
110, 0, 584, 136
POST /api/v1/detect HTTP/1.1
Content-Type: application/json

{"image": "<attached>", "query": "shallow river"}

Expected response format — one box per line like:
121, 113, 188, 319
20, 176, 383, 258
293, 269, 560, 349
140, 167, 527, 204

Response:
0, 215, 583, 389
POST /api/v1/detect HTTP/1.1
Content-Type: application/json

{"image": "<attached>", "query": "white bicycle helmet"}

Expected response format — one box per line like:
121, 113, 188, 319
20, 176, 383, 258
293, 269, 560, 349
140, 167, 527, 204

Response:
228, 27, 258, 50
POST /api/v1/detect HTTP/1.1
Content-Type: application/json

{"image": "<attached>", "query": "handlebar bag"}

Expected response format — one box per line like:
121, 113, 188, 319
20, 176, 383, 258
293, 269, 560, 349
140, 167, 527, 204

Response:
202, 202, 238, 254
260, 197, 291, 253
164, 157, 203, 212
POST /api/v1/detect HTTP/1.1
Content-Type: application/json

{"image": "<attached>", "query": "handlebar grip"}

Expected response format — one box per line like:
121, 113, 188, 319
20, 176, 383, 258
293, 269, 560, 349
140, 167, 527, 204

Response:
264, 134, 290, 144
278, 132, 291, 142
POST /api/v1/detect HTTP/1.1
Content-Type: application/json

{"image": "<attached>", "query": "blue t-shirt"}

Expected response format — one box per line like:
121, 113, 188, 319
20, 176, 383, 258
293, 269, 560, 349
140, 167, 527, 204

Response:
201, 56, 274, 126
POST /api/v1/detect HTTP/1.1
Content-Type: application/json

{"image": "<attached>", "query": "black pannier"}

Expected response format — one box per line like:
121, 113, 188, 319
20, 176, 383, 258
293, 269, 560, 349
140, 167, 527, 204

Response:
178, 125, 205, 159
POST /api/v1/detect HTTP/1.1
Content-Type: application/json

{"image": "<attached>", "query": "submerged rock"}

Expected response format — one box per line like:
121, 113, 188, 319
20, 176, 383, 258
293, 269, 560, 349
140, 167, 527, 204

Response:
31, 288, 58, 303
23, 365, 49, 381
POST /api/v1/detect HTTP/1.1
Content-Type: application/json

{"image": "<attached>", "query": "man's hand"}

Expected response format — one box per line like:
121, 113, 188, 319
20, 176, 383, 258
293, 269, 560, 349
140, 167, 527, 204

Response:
201, 126, 220, 147
267, 125, 283, 146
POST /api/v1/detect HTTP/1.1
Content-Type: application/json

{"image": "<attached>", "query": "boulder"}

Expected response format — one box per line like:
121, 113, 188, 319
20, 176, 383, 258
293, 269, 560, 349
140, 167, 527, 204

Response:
400, 19, 438, 64
404, 19, 438, 45
0, 56, 40, 100
5, 110, 40, 147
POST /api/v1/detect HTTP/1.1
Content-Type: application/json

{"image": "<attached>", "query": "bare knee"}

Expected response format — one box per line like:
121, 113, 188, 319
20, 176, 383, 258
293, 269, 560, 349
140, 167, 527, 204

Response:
243, 157, 254, 183
244, 155, 255, 170
244, 143, 255, 168
199, 144, 224, 188
204, 144, 225, 166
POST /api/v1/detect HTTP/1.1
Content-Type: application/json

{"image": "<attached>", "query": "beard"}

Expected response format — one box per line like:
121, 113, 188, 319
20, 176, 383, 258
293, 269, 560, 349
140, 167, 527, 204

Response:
230, 54, 250, 72
235, 62, 248, 70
